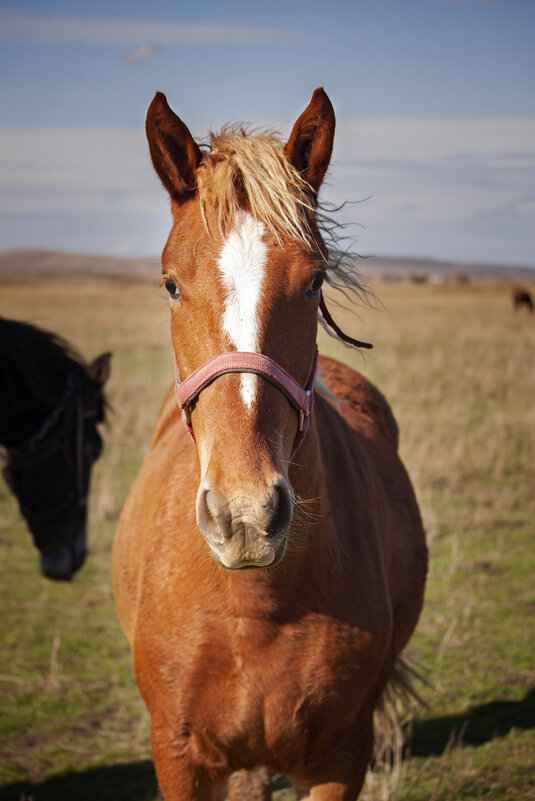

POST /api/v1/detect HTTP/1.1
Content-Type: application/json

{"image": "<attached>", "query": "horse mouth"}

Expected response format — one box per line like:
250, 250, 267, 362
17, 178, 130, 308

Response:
208, 530, 289, 571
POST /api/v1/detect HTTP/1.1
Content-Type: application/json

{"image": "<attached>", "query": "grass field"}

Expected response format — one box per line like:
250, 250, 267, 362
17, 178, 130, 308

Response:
0, 274, 534, 800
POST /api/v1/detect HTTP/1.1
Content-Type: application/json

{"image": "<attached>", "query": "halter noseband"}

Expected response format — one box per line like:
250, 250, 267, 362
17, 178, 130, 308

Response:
174, 349, 319, 453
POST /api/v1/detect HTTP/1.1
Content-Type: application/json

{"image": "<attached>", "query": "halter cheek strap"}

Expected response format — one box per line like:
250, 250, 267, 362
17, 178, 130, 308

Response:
174, 348, 318, 453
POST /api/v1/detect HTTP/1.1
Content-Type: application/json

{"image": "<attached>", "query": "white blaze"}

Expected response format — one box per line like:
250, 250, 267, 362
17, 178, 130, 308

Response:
217, 210, 267, 408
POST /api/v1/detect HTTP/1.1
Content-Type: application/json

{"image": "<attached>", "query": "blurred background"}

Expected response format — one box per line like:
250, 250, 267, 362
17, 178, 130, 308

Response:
0, 0, 533, 268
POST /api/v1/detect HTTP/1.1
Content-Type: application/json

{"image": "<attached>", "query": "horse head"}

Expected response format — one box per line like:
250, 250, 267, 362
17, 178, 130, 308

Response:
146, 89, 336, 570
0, 317, 111, 579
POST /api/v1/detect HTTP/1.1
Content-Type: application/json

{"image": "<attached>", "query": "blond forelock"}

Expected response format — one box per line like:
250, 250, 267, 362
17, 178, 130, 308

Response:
196, 126, 316, 247
194, 124, 369, 318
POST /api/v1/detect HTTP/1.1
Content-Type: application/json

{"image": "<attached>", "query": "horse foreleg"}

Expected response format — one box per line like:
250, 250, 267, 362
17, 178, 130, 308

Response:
295, 781, 362, 801
227, 767, 271, 801
294, 726, 373, 801
150, 730, 226, 801
153, 766, 225, 801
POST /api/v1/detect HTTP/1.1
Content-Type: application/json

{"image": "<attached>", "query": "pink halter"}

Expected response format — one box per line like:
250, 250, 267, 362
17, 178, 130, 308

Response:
174, 348, 318, 453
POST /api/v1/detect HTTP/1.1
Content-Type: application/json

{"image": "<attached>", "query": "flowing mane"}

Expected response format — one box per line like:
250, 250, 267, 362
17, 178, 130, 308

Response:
196, 125, 370, 324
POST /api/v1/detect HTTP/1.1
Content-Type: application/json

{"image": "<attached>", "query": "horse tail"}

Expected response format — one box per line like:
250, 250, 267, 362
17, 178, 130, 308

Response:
369, 656, 429, 796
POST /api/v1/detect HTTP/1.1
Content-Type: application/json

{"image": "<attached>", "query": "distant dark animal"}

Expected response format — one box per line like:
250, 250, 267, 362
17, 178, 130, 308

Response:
512, 287, 533, 313
113, 88, 427, 800
0, 317, 110, 580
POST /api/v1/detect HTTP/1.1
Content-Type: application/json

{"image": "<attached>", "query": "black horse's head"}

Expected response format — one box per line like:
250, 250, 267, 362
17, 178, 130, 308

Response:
0, 318, 111, 580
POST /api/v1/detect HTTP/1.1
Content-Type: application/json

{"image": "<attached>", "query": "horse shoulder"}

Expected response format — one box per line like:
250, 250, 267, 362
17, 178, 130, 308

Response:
317, 355, 399, 448
316, 354, 427, 655
112, 391, 197, 644
151, 384, 181, 446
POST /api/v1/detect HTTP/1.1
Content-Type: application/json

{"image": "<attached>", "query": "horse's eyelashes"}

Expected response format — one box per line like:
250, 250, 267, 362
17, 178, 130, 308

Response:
306, 272, 325, 298
164, 278, 181, 301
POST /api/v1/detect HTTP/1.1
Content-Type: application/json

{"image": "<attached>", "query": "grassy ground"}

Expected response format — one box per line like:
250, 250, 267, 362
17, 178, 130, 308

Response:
0, 275, 533, 800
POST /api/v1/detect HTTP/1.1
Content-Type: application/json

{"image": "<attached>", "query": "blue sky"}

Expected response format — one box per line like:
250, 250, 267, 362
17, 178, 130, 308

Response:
0, 0, 534, 266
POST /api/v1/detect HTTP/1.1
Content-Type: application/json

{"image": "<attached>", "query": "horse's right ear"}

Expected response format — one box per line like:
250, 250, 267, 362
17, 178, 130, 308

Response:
88, 352, 111, 387
146, 92, 203, 205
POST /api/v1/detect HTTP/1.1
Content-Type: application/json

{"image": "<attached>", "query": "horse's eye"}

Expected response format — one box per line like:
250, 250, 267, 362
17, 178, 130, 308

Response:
306, 272, 326, 298
164, 278, 181, 301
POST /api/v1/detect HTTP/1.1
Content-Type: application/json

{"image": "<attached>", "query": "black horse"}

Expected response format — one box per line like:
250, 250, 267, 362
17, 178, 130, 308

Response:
0, 317, 110, 580
512, 287, 534, 314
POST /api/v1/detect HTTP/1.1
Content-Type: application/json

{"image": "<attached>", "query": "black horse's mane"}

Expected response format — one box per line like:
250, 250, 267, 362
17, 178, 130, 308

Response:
0, 317, 91, 411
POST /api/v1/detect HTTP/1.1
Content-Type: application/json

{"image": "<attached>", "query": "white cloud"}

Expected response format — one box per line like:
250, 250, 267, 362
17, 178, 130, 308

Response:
516, 199, 535, 216
320, 117, 535, 262
122, 43, 158, 66
0, 129, 159, 214
334, 118, 535, 163
0, 118, 533, 264
0, 11, 297, 45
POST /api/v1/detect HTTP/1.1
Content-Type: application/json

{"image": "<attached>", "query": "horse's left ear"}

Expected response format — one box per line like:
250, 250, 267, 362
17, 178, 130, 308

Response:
284, 88, 336, 196
87, 352, 111, 387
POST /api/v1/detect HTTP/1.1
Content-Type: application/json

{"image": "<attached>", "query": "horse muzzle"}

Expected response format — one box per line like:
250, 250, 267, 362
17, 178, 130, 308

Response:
196, 476, 294, 570
40, 524, 87, 580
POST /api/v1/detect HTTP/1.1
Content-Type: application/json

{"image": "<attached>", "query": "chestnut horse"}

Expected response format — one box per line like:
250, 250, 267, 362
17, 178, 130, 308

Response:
113, 88, 427, 800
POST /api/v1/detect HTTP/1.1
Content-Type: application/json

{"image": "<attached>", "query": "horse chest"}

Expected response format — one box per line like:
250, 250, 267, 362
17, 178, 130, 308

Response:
150, 612, 385, 774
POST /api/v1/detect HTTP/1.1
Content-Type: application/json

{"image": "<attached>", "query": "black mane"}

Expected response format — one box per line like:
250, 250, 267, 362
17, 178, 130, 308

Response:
0, 317, 108, 443
0, 316, 87, 408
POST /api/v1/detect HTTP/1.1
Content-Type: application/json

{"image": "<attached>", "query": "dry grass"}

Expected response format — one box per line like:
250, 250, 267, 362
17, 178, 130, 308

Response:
1, 275, 534, 800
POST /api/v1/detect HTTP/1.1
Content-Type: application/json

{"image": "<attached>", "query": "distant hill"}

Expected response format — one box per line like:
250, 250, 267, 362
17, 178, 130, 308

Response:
0, 249, 533, 283
0, 249, 157, 281
357, 256, 535, 282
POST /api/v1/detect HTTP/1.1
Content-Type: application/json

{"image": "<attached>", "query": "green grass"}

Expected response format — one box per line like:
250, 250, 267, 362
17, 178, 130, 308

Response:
1, 276, 534, 800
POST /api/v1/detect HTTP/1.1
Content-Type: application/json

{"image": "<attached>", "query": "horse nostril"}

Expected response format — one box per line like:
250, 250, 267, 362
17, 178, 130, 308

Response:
197, 478, 293, 546
265, 479, 294, 538
197, 485, 232, 543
